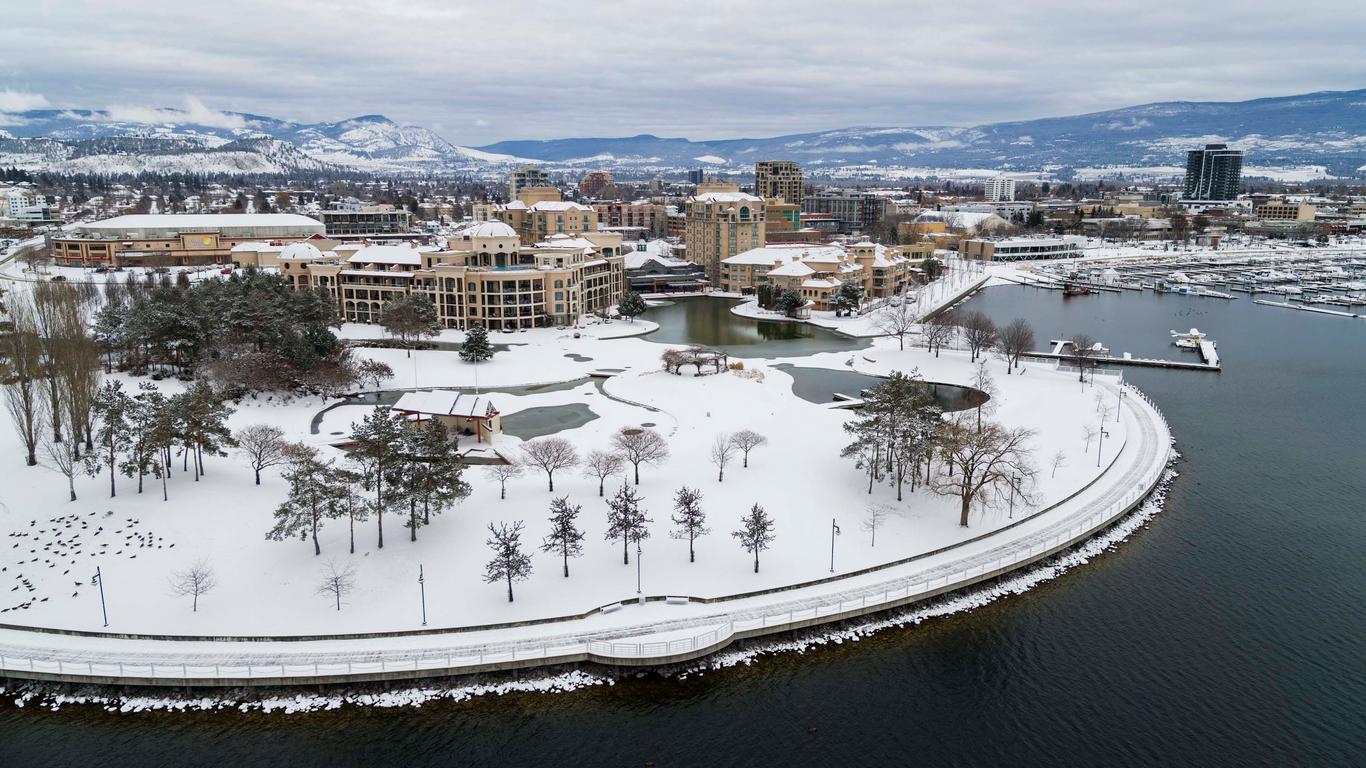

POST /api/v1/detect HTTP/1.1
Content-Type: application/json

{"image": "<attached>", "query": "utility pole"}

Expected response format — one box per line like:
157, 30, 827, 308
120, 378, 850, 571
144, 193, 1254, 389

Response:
418, 564, 427, 626
92, 566, 108, 627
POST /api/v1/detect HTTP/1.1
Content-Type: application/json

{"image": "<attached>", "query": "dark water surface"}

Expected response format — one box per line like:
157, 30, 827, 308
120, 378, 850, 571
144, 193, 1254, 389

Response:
4, 287, 1365, 766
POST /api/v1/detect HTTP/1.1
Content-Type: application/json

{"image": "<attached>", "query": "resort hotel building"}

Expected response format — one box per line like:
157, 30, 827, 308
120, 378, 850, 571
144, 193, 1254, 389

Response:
719, 241, 933, 311
275, 221, 626, 331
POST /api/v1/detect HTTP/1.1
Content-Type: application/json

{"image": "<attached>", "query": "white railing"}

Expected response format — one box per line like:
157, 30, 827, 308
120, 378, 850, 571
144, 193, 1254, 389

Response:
0, 383, 1171, 681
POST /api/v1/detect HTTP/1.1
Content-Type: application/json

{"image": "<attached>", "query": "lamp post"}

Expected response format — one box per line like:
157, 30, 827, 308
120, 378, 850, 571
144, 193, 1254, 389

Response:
1096, 421, 1110, 467
636, 541, 644, 604
91, 566, 108, 627
418, 564, 427, 626
829, 518, 841, 572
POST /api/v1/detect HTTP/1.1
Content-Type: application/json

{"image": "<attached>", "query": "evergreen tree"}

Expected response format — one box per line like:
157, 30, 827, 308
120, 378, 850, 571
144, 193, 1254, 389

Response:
268, 445, 333, 556
327, 464, 366, 554
119, 383, 167, 494
733, 503, 776, 573
85, 381, 132, 498
350, 407, 405, 549
617, 291, 647, 322
484, 521, 532, 602
459, 323, 494, 363
540, 496, 585, 577
669, 486, 708, 562
604, 482, 651, 565
175, 380, 236, 480
379, 293, 441, 356
399, 419, 470, 541
775, 290, 805, 317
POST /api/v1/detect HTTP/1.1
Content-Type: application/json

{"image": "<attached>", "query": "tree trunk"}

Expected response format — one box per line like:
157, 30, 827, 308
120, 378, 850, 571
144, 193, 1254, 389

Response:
753, 551, 759, 573
349, 511, 356, 554
742, 452, 749, 468
959, 494, 972, 527
689, 536, 695, 563
634, 464, 640, 485
409, 500, 418, 542
506, 573, 513, 602
312, 516, 320, 556
623, 535, 629, 565
547, 472, 554, 492
254, 467, 261, 485
563, 549, 569, 577
598, 478, 604, 496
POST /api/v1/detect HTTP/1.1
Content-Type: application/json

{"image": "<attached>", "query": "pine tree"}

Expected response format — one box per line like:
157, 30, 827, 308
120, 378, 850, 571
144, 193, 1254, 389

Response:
380, 293, 441, 357
669, 486, 708, 562
350, 407, 405, 549
399, 419, 470, 541
268, 445, 332, 556
733, 503, 776, 573
119, 383, 167, 494
85, 381, 132, 498
617, 291, 647, 322
540, 497, 585, 577
484, 521, 533, 602
459, 323, 494, 363
604, 482, 651, 565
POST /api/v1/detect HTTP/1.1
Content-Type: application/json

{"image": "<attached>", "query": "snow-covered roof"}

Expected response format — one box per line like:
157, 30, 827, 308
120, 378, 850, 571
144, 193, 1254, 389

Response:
81, 214, 324, 231
279, 241, 324, 260
768, 261, 816, 277
689, 192, 763, 204
459, 220, 517, 239
392, 390, 497, 418
722, 244, 845, 266
346, 244, 430, 266
502, 200, 593, 212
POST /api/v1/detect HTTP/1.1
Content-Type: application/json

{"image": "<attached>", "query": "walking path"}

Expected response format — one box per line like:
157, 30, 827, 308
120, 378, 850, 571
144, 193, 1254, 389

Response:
0, 379, 1171, 687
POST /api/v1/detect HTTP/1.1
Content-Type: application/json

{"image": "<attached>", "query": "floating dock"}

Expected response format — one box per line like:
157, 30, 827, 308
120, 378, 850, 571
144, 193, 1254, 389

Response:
1025, 338, 1220, 372
1253, 299, 1363, 319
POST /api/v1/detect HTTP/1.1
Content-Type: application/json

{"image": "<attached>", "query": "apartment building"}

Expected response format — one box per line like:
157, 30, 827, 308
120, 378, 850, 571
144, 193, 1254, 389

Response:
592, 201, 668, 236
984, 177, 1017, 202
801, 190, 893, 233
754, 160, 804, 206
684, 184, 765, 285
578, 171, 614, 198
318, 205, 414, 236
488, 187, 599, 243
719, 241, 924, 309
277, 221, 625, 331
1184, 143, 1244, 201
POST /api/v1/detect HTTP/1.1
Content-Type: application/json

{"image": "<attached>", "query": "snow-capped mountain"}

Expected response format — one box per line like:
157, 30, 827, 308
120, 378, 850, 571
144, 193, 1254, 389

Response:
0, 88, 1363, 177
0, 109, 523, 175
474, 89, 1366, 178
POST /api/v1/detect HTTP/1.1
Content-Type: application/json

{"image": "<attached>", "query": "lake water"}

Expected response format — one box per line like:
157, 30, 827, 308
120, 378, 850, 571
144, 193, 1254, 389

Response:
642, 297, 869, 356
4, 287, 1365, 766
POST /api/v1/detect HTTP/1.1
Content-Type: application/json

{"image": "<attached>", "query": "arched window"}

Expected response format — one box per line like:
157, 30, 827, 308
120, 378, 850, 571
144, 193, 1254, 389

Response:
739, 206, 750, 221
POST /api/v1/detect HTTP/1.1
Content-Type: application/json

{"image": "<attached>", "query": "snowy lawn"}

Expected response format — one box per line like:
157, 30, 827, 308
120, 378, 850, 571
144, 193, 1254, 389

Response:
0, 314, 1127, 636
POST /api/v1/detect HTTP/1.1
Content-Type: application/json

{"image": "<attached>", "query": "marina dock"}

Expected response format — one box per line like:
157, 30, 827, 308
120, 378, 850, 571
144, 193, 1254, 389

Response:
1025, 338, 1221, 372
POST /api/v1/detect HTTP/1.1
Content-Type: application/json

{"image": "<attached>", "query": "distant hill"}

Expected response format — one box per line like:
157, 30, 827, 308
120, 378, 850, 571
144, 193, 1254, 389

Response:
1, 89, 1363, 178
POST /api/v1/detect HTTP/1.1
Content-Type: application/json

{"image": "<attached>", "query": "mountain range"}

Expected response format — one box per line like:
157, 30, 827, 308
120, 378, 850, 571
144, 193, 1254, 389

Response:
1, 89, 1363, 180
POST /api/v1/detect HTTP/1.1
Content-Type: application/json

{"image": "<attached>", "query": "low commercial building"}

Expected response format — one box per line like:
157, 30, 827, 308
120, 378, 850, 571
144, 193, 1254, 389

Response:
277, 221, 625, 331
1253, 200, 1316, 222
49, 213, 326, 266
624, 242, 707, 293
960, 235, 1086, 262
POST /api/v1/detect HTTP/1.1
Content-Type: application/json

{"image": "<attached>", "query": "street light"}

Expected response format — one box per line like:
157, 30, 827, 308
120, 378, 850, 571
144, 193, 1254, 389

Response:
91, 566, 108, 627
829, 518, 841, 572
1096, 421, 1111, 467
636, 540, 644, 604
418, 563, 427, 626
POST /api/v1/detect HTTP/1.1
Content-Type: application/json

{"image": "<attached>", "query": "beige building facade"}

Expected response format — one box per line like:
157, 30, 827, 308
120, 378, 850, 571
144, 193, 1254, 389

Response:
278, 222, 626, 331
684, 185, 766, 285
754, 160, 804, 206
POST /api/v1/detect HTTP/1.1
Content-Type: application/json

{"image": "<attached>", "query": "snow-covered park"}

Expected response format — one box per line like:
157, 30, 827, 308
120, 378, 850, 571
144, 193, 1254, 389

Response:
0, 294, 1138, 640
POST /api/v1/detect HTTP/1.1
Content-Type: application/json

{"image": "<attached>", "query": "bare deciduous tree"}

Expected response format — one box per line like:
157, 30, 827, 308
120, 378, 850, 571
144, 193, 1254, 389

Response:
485, 520, 533, 602
484, 460, 524, 500
710, 432, 736, 482
169, 560, 217, 612
40, 410, 80, 501
236, 423, 288, 485
611, 427, 670, 485
931, 415, 1037, 527
728, 429, 768, 468
2, 295, 44, 466
862, 503, 892, 547
923, 311, 957, 357
520, 437, 579, 492
876, 293, 919, 351
582, 449, 624, 496
995, 318, 1036, 373
1069, 334, 1101, 382
962, 311, 998, 363
1082, 424, 1098, 452
316, 560, 357, 611
1050, 449, 1067, 478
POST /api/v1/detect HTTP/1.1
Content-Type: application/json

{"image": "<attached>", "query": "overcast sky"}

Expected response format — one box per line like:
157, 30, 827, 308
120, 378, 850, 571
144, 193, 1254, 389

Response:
2, 0, 1364, 147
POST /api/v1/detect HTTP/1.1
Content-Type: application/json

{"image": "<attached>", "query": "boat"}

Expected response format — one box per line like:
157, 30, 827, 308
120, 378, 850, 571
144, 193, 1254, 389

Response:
1062, 282, 1093, 297
1170, 328, 1216, 349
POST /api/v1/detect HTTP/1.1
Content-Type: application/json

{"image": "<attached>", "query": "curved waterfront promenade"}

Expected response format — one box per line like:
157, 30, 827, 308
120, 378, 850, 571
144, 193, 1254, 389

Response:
0, 379, 1171, 688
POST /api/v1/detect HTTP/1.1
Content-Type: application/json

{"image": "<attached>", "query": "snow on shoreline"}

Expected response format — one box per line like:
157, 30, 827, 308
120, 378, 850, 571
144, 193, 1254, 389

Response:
0, 462, 1178, 714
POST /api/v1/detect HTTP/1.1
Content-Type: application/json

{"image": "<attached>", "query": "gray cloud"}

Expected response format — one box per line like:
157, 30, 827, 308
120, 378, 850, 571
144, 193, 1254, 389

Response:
2, 0, 1364, 146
